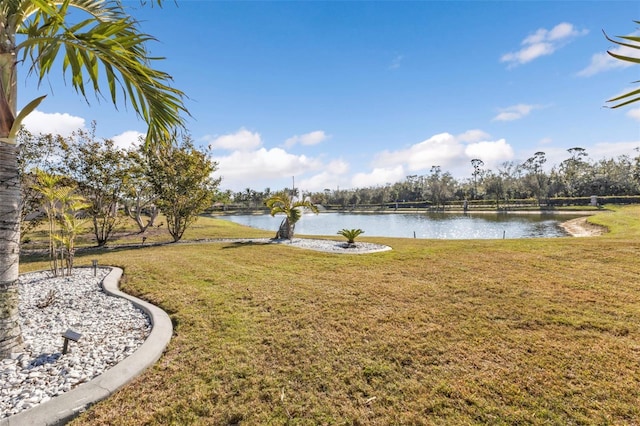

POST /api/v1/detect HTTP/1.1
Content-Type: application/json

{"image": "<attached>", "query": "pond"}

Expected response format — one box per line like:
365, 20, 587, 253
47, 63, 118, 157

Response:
216, 212, 583, 239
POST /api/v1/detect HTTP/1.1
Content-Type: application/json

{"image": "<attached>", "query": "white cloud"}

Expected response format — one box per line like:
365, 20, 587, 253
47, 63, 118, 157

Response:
492, 104, 541, 122
284, 130, 329, 148
215, 147, 325, 191
373, 133, 462, 172
502, 43, 554, 66
627, 108, 640, 121
464, 139, 515, 166
587, 140, 640, 159
21, 109, 85, 137
457, 129, 491, 143
352, 166, 406, 188
21, 109, 150, 152
326, 159, 350, 175
209, 127, 637, 194
298, 160, 350, 191
370, 131, 515, 178
548, 22, 582, 41
526, 140, 640, 171
578, 34, 639, 77
204, 128, 337, 192
206, 128, 262, 151
501, 22, 587, 67
111, 130, 145, 150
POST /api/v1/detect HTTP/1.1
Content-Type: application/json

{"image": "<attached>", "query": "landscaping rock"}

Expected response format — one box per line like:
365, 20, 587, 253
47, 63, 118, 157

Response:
0, 268, 150, 419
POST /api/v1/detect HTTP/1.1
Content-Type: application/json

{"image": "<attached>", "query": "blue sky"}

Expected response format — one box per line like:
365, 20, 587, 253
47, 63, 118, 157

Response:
20, 1, 640, 193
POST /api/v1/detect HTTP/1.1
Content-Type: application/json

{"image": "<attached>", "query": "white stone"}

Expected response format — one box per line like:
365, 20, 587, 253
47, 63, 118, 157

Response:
1, 269, 151, 419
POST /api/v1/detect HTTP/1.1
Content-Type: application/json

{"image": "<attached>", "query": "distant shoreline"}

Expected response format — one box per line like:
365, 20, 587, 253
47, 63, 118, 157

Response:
210, 208, 605, 217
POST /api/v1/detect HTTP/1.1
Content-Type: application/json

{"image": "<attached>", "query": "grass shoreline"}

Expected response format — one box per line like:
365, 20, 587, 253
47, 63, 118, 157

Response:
17, 205, 640, 425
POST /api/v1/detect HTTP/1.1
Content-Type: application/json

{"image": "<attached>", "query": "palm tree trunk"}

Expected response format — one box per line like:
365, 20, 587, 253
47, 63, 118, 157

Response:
276, 218, 294, 240
0, 141, 23, 357
276, 218, 295, 240
0, 37, 22, 356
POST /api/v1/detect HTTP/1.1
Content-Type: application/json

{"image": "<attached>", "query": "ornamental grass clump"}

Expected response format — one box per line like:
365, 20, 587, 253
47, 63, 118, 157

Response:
337, 228, 364, 247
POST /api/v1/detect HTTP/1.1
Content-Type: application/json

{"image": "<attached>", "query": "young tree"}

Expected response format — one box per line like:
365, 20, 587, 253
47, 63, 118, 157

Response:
559, 147, 590, 197
122, 145, 159, 233
0, 0, 187, 357
53, 188, 90, 276
484, 171, 505, 209
59, 126, 128, 246
522, 152, 548, 205
266, 191, 319, 240
16, 128, 64, 239
146, 136, 220, 242
424, 166, 455, 210
32, 170, 67, 275
32, 169, 88, 276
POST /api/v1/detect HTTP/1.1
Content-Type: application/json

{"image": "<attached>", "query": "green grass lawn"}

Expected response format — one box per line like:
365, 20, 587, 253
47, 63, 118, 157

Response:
19, 207, 640, 425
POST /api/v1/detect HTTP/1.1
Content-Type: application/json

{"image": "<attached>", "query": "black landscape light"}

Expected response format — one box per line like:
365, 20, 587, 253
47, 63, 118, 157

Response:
62, 329, 82, 355
92, 259, 98, 276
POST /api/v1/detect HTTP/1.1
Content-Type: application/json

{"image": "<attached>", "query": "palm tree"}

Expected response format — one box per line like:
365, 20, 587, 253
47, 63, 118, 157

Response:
266, 191, 318, 240
0, 0, 187, 357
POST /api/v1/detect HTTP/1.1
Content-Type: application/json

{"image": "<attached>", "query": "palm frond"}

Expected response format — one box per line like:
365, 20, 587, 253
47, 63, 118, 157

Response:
607, 86, 640, 108
16, 0, 187, 145
288, 207, 302, 223
337, 228, 364, 244
292, 200, 319, 214
604, 23, 640, 108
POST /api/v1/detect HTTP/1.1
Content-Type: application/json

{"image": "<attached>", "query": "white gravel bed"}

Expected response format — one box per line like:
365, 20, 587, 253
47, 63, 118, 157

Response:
272, 238, 392, 253
200, 238, 392, 253
1, 268, 151, 419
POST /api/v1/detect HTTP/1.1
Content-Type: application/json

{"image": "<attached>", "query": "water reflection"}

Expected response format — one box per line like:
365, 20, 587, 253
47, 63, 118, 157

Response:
217, 212, 582, 239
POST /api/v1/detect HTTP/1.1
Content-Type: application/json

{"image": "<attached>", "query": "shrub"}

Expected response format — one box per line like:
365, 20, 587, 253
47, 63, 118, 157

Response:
337, 228, 364, 245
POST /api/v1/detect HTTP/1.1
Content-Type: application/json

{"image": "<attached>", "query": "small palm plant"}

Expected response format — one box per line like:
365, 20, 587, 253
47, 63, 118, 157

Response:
337, 228, 364, 247
55, 196, 90, 276
33, 170, 88, 276
33, 170, 67, 276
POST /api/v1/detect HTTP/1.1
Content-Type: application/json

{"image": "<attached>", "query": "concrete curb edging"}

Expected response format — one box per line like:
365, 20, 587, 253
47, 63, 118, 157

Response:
1, 267, 173, 426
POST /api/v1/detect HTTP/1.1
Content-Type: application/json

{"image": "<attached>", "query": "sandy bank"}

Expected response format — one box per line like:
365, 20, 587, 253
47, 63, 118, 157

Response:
560, 217, 607, 237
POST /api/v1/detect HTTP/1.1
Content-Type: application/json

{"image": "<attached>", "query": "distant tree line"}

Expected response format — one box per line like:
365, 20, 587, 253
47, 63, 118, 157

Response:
223, 148, 640, 211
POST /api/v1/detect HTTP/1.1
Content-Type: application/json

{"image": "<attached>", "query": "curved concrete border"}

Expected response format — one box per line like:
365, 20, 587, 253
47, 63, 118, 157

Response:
1, 267, 173, 426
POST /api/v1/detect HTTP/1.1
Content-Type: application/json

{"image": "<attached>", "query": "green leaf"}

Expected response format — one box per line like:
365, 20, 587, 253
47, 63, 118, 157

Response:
16, 0, 188, 149
7, 95, 47, 141
604, 24, 640, 108
607, 50, 640, 65
608, 86, 640, 103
